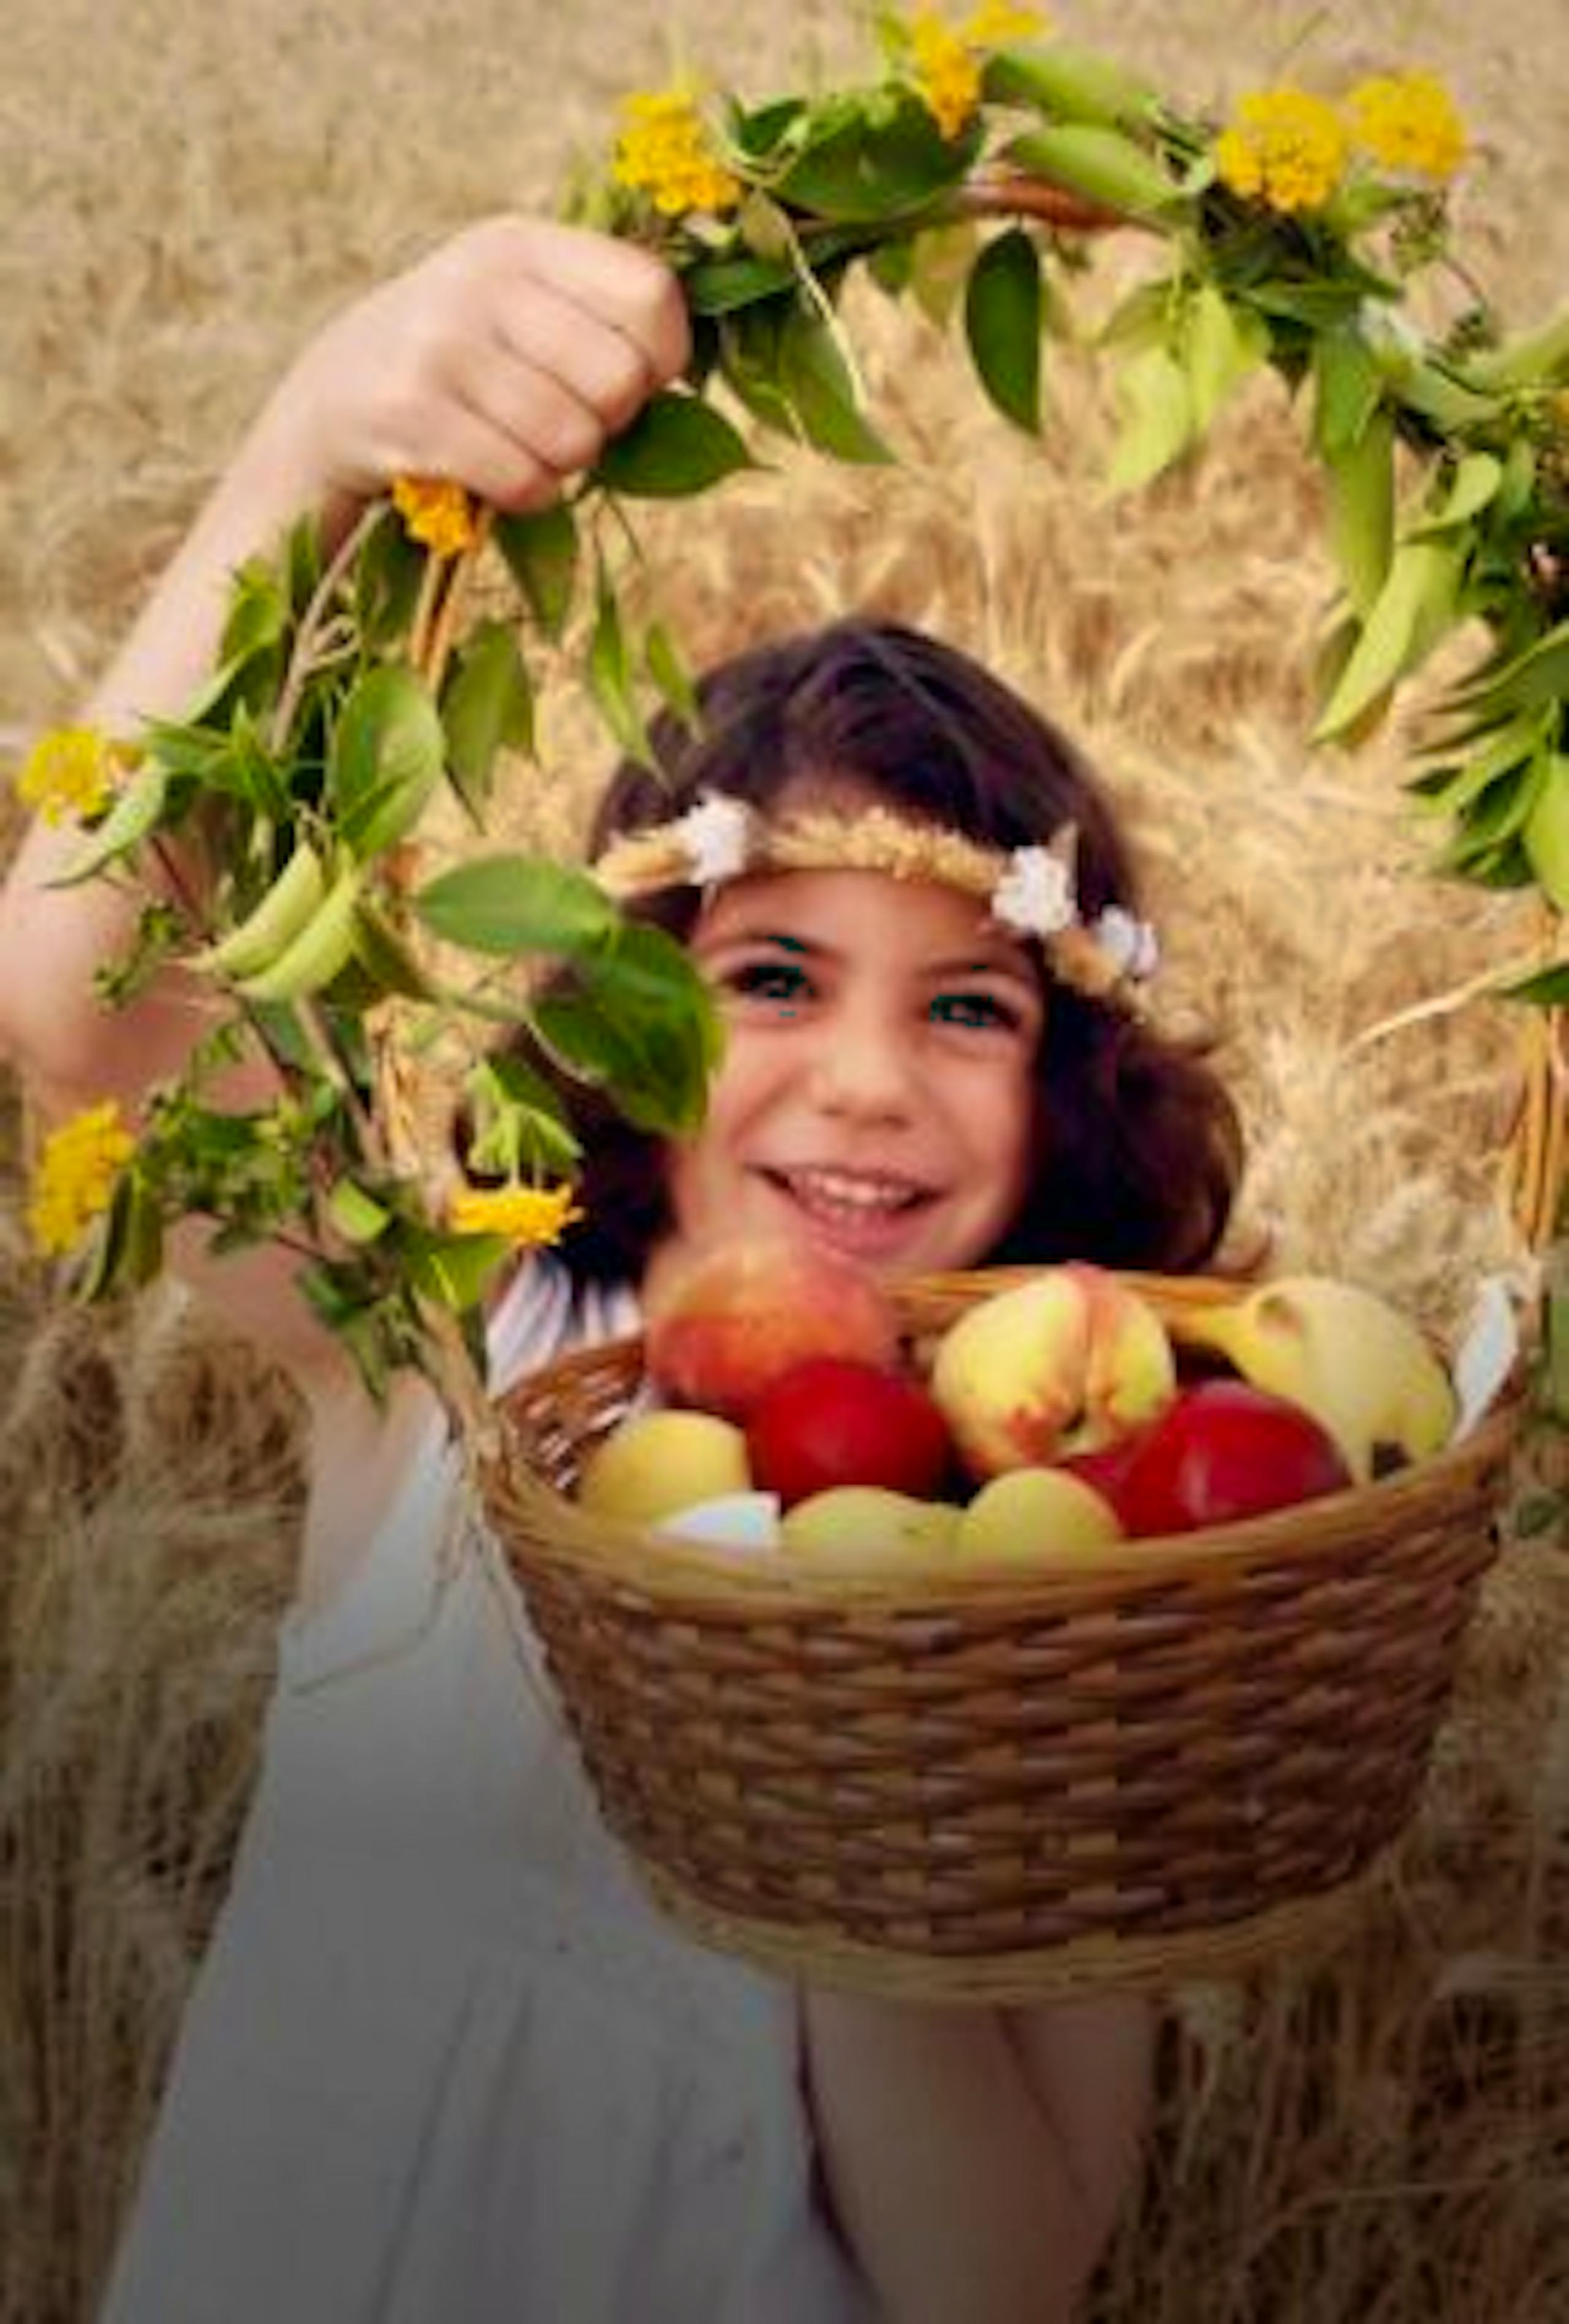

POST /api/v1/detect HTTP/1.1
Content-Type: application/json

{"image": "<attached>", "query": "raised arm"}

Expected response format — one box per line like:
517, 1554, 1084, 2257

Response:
0, 218, 689, 1378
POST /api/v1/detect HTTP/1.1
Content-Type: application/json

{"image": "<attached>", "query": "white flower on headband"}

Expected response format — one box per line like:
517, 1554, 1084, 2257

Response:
1092, 905, 1160, 980
672, 793, 754, 885
989, 846, 1077, 940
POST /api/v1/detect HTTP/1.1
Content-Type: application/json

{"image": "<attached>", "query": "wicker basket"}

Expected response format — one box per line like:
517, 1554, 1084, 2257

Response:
485, 1268, 1518, 2002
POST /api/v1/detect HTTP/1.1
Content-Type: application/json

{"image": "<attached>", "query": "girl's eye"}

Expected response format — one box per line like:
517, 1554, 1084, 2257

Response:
721, 959, 813, 1007
929, 990, 1022, 1032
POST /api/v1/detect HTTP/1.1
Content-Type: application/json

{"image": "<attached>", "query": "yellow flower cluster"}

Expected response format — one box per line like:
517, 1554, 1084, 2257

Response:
447, 1181, 582, 1249
904, 5, 1047, 143
391, 475, 479, 558
16, 726, 121, 827
27, 1101, 135, 1257
907, 14, 983, 140
613, 86, 742, 218
1214, 86, 1350, 214
1348, 70, 1467, 182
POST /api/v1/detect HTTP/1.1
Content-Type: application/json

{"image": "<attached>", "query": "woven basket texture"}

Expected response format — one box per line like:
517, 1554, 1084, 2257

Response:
487, 1270, 1518, 2000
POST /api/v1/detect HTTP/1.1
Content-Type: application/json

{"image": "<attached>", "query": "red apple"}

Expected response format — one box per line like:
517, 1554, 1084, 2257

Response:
1115, 1379, 1353, 1537
746, 1356, 955, 1508
1057, 1423, 1156, 1508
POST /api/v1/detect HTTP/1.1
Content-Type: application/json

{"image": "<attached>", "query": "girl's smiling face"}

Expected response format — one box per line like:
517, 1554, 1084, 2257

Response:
663, 862, 1046, 1279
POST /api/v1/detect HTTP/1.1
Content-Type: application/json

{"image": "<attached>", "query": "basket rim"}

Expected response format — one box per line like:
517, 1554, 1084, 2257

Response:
487, 1266, 1522, 1610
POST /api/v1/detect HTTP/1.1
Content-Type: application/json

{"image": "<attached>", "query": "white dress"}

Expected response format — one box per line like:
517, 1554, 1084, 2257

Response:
100, 1259, 873, 2324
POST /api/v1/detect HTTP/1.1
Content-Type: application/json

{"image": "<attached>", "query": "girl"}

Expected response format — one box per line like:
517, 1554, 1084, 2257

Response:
0, 217, 1242, 2324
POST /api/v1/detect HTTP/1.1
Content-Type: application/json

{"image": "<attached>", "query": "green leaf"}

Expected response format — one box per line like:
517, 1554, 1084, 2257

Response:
413, 854, 617, 957
219, 556, 291, 668
351, 901, 439, 999
1524, 757, 1569, 909
1314, 538, 1464, 740
907, 221, 979, 330
465, 1053, 582, 1178
586, 570, 656, 767
717, 302, 799, 440
1106, 343, 1193, 491
1413, 452, 1504, 536
441, 619, 535, 817
1443, 618, 1569, 724
535, 923, 723, 1137
327, 665, 446, 860
777, 302, 894, 463
1312, 327, 1385, 456
355, 505, 427, 648
591, 390, 754, 499
326, 1181, 393, 1244
682, 251, 797, 315
50, 762, 169, 888
772, 96, 979, 223
963, 227, 1042, 434
493, 504, 579, 642
644, 621, 702, 733
75, 1168, 162, 1301
1323, 405, 1395, 619
1407, 714, 1543, 815
1182, 284, 1268, 434
401, 1225, 512, 1312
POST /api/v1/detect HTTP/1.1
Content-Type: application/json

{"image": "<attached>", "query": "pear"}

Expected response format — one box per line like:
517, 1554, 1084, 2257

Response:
577, 1409, 751, 1524
780, 1486, 959, 1574
1169, 1276, 1456, 1483
955, 1467, 1123, 1568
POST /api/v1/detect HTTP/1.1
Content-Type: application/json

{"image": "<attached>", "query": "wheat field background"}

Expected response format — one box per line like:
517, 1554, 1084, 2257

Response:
5, 2, 1569, 2318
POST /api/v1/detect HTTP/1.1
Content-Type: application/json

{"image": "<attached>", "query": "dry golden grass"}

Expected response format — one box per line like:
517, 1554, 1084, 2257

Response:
4, 1, 1569, 2318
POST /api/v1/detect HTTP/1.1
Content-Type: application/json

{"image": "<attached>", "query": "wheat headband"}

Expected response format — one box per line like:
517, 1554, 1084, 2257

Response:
590, 795, 1159, 1004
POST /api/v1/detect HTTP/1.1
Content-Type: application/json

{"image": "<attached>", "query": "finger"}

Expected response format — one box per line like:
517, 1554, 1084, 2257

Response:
452, 336, 614, 491
484, 276, 663, 437
474, 216, 691, 390
412, 402, 571, 516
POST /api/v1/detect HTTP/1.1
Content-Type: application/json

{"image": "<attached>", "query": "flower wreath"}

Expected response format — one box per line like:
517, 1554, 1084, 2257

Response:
16, 6, 1569, 1414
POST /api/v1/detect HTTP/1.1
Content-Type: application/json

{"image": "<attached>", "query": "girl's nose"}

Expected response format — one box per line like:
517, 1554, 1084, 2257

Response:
805, 999, 916, 1122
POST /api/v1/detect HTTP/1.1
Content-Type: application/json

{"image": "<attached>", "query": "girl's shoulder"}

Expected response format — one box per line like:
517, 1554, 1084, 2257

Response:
485, 1253, 642, 1401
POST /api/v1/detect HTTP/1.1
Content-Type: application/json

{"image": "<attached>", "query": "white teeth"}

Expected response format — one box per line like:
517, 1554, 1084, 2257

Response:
785, 1169, 920, 1211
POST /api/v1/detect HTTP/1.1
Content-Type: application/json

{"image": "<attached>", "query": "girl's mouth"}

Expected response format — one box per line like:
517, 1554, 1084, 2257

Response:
759, 1166, 935, 1257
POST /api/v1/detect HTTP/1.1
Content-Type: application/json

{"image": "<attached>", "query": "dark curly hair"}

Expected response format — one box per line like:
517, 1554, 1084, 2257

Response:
501, 616, 1243, 1285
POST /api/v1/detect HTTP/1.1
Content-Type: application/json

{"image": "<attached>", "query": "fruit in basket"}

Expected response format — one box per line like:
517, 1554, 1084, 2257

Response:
644, 1235, 900, 1420
577, 1409, 751, 1524
1114, 1380, 1352, 1536
780, 1485, 959, 1570
746, 1357, 954, 1508
954, 1466, 1123, 1565
1168, 1275, 1457, 1482
930, 1263, 1176, 1479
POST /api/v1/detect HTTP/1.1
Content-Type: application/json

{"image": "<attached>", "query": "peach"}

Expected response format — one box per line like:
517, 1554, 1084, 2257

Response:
930, 1263, 1176, 1480
577, 1409, 751, 1524
644, 1235, 900, 1421
954, 1466, 1123, 1569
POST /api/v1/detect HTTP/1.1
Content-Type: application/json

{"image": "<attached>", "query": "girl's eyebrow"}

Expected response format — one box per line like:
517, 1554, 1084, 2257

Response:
701, 925, 1038, 986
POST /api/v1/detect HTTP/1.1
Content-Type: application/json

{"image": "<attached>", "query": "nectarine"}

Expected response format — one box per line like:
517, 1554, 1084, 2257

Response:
644, 1235, 900, 1421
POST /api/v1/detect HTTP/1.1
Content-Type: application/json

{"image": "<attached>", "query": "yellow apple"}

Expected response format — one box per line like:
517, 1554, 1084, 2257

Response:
930, 1263, 1176, 1479
780, 1486, 959, 1573
577, 1409, 751, 1524
954, 1466, 1122, 1569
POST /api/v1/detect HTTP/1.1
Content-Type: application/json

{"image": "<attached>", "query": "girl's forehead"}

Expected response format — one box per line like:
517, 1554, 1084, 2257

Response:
690, 863, 1036, 973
